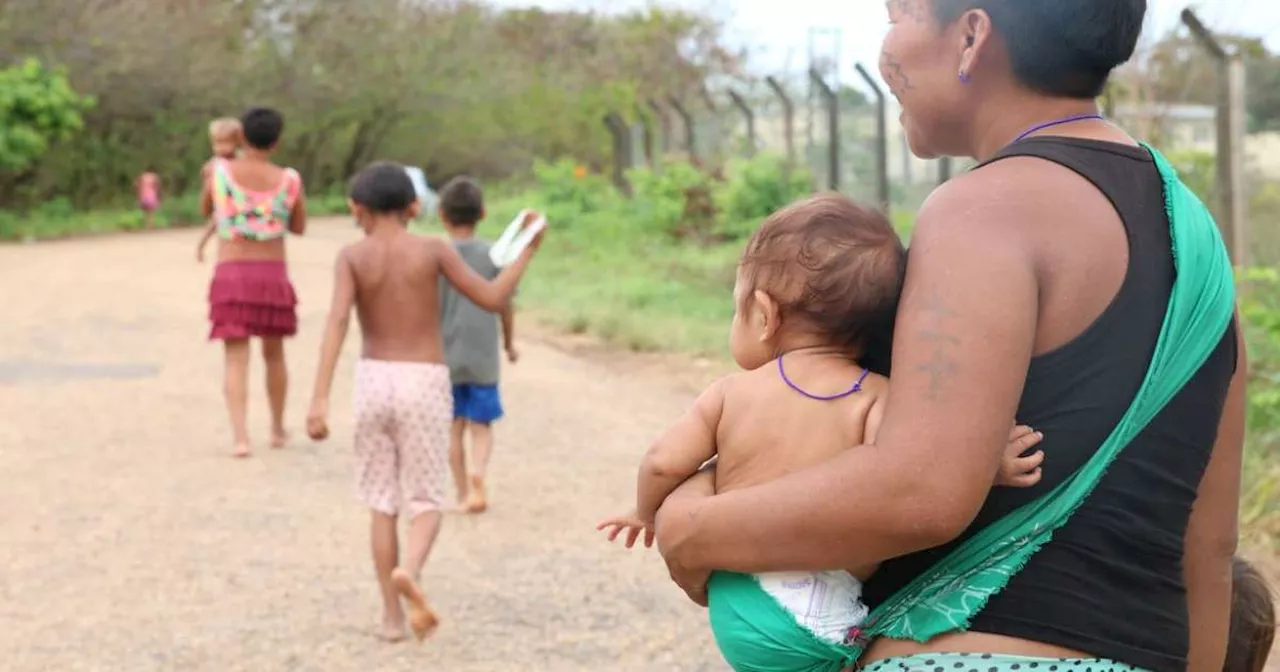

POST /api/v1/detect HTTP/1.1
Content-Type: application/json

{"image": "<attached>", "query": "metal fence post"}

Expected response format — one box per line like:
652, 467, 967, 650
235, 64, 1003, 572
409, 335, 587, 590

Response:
648, 98, 671, 159
808, 68, 839, 191
1183, 8, 1248, 266
728, 89, 756, 157
668, 96, 697, 162
855, 62, 891, 214
765, 76, 795, 166
603, 112, 632, 195
635, 103, 655, 168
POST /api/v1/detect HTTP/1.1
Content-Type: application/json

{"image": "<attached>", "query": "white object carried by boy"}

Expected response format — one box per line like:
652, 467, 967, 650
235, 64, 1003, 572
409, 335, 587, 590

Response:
489, 209, 547, 268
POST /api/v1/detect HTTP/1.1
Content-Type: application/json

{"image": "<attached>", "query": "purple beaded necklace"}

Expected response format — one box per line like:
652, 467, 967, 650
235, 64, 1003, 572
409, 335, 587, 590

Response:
777, 356, 870, 401
1012, 112, 1105, 144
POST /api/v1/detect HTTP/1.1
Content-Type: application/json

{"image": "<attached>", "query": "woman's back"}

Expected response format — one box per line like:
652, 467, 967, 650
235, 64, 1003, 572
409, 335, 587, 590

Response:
863, 137, 1238, 671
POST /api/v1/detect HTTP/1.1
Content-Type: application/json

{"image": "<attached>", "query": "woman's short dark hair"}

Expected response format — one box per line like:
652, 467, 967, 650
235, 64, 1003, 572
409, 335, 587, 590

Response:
933, 0, 1146, 99
240, 107, 285, 150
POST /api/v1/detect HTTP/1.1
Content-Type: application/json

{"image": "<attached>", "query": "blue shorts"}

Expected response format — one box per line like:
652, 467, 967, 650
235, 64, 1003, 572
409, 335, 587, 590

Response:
452, 384, 503, 424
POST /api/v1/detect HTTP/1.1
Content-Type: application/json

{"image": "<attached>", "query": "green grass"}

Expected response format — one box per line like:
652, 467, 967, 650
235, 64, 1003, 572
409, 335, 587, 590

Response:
0, 190, 353, 242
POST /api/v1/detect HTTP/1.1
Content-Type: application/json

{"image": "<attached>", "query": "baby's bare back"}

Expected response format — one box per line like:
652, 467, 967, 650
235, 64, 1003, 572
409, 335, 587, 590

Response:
346, 230, 448, 363
714, 361, 886, 495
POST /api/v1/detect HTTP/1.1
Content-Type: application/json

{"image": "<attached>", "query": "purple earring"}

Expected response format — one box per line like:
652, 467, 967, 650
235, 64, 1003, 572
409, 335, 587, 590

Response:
959, 71, 972, 84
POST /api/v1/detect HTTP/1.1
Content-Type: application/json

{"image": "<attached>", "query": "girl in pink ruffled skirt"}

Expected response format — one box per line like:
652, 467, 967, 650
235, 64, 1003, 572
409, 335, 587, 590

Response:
199, 107, 308, 458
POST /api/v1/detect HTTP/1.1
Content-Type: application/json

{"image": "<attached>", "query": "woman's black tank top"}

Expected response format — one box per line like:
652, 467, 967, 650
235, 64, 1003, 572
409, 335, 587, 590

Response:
862, 137, 1238, 671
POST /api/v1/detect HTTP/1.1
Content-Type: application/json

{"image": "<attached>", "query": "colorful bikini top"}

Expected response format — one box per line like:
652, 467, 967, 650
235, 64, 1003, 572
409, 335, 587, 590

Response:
211, 158, 301, 242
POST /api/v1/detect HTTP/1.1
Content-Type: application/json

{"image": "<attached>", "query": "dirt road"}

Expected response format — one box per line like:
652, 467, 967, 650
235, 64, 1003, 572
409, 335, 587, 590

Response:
0, 221, 727, 671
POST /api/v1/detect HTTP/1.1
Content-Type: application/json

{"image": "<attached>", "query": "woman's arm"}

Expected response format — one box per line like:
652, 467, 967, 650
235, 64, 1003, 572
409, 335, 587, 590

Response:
288, 174, 307, 236
1185, 318, 1246, 672
655, 179, 1039, 580
199, 176, 214, 219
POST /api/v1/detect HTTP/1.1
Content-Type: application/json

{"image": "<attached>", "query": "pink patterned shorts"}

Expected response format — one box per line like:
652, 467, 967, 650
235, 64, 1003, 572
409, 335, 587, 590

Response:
353, 360, 452, 518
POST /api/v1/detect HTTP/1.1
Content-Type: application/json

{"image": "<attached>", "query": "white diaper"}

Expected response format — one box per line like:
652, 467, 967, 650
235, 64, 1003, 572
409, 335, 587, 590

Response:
754, 570, 869, 644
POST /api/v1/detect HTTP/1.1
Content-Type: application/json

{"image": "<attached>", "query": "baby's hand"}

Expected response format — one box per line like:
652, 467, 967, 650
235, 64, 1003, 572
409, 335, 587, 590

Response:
997, 424, 1045, 488
596, 509, 653, 549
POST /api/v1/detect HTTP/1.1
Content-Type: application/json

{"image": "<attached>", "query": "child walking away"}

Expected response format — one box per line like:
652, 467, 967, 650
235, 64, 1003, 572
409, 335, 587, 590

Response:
135, 170, 161, 228
197, 117, 243, 263
1226, 556, 1276, 672
201, 107, 307, 458
436, 177, 518, 514
597, 194, 1045, 671
305, 163, 545, 643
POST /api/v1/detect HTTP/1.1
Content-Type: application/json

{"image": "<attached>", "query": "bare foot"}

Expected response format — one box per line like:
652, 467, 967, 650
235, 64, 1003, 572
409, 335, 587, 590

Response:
232, 442, 251, 459
270, 429, 290, 449
391, 568, 439, 641
464, 475, 488, 513
377, 620, 407, 643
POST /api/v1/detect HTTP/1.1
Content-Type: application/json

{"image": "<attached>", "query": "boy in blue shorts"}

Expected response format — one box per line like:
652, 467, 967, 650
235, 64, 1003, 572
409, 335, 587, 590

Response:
437, 177, 517, 513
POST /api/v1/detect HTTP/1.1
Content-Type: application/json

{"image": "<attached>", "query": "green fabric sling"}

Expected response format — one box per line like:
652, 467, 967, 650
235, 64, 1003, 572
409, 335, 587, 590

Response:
854, 143, 1237, 650
705, 143, 1236, 672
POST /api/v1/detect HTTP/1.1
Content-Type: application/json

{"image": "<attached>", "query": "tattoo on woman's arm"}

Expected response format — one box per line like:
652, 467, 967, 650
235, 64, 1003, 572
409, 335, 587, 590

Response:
914, 294, 960, 401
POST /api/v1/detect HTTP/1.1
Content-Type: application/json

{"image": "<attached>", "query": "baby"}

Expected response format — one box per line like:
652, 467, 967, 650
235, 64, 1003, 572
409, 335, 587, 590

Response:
598, 194, 1045, 670
196, 117, 243, 262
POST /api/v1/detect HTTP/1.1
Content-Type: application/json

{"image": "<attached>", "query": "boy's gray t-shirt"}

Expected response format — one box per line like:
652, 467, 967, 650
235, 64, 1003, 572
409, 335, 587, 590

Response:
439, 238, 501, 386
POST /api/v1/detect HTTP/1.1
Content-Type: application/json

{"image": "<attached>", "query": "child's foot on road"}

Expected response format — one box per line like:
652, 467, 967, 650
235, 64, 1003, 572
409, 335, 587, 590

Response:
464, 475, 488, 513
377, 618, 408, 643
391, 568, 439, 641
232, 442, 251, 459
270, 428, 290, 449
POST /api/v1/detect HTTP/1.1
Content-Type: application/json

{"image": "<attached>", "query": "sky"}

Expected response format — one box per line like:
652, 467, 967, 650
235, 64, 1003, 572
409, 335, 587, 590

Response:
486, 0, 1280, 88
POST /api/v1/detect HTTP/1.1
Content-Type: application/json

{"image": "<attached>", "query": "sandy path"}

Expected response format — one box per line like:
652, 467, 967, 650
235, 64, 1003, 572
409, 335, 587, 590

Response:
0, 221, 727, 671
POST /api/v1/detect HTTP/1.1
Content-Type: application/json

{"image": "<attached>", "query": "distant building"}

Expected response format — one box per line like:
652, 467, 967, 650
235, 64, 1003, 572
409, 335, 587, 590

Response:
1113, 103, 1217, 154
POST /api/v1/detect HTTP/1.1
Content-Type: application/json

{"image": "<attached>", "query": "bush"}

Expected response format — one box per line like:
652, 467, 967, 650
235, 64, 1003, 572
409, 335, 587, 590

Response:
715, 153, 813, 238
627, 160, 719, 240
0, 58, 94, 174
532, 158, 617, 222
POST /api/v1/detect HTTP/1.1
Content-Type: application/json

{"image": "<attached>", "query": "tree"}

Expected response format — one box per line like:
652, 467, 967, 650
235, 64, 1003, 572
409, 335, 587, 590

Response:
1122, 30, 1280, 132
0, 58, 93, 173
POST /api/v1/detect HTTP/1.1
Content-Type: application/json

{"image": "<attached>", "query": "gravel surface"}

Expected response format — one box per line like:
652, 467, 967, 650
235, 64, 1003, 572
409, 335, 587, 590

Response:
0, 222, 728, 671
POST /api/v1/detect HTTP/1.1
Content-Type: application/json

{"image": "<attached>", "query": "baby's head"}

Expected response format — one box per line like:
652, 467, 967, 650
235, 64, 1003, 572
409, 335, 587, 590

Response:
348, 161, 420, 229
240, 107, 285, 153
731, 193, 905, 370
208, 117, 242, 159
1227, 556, 1276, 672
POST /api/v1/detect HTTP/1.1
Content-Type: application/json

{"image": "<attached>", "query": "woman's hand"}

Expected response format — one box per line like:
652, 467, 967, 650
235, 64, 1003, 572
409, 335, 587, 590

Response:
655, 467, 717, 607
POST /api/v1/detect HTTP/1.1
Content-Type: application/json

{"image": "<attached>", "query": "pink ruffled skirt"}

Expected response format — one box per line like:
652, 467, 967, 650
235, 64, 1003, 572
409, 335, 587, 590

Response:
208, 260, 298, 340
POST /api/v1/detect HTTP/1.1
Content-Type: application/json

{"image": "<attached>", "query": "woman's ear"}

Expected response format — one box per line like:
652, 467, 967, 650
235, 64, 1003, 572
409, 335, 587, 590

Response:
958, 9, 994, 79
753, 290, 782, 342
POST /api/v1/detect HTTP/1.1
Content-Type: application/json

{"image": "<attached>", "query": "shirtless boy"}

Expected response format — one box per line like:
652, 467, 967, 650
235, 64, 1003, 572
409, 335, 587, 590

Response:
306, 162, 545, 642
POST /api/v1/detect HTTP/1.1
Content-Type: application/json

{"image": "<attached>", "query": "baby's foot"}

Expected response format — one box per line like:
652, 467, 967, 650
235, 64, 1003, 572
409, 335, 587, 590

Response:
377, 618, 407, 643
464, 475, 488, 514
270, 429, 290, 449
391, 568, 439, 641
232, 442, 251, 459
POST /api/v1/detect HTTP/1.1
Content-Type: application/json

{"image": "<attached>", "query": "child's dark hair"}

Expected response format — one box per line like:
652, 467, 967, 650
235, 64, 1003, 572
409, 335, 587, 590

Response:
240, 107, 285, 150
438, 176, 484, 227
349, 162, 417, 215
1227, 556, 1276, 672
740, 193, 905, 356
